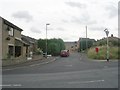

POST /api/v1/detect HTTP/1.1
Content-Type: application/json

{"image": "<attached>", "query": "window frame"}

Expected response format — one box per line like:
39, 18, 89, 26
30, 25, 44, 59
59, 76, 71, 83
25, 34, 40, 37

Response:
8, 27, 14, 36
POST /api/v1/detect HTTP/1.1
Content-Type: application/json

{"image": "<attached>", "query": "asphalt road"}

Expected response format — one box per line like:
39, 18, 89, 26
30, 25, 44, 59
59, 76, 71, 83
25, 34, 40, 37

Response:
2, 52, 118, 88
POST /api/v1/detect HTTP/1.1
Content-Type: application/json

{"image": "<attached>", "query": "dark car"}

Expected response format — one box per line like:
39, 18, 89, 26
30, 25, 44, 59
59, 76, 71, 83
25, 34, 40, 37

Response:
60, 50, 69, 57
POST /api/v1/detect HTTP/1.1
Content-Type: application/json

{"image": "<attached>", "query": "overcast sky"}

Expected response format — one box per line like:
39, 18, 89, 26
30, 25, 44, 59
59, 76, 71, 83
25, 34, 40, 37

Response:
0, 0, 119, 41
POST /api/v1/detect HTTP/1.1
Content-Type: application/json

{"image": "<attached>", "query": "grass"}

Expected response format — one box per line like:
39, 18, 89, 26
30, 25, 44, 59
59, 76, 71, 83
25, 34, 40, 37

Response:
87, 46, 119, 60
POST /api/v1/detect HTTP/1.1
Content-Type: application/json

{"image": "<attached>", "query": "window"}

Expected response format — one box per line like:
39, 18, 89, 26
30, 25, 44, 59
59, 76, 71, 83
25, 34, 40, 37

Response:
15, 46, 21, 57
8, 46, 14, 56
8, 27, 14, 36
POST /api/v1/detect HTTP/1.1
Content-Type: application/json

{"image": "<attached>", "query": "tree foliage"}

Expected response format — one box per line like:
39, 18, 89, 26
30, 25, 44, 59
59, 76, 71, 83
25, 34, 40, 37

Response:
37, 38, 65, 56
79, 38, 95, 51
95, 37, 120, 47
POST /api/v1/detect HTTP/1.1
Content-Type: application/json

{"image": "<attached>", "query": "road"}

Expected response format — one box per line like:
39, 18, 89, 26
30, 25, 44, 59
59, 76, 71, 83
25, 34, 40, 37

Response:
2, 52, 118, 88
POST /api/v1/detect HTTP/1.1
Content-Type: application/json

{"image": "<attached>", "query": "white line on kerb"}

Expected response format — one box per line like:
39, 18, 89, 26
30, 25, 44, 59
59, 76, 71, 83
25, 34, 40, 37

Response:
68, 80, 105, 84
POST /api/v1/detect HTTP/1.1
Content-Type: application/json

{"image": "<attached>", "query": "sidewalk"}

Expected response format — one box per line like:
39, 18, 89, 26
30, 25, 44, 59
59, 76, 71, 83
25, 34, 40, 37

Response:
2, 55, 43, 67
2, 55, 58, 69
91, 59, 118, 62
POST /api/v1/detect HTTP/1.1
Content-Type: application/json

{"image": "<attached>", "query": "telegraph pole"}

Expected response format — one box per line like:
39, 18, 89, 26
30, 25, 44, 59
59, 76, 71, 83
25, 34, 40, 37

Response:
86, 26, 88, 53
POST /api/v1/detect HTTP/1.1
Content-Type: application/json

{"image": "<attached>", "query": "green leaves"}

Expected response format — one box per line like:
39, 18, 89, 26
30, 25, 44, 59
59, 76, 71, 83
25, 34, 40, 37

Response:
37, 38, 65, 56
79, 39, 95, 51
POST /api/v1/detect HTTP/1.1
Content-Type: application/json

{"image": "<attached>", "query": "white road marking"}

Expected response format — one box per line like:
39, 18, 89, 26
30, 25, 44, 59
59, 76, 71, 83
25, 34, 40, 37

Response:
0, 84, 22, 87
13, 84, 22, 87
68, 80, 105, 84
65, 65, 73, 67
104, 66, 108, 68
0, 84, 12, 87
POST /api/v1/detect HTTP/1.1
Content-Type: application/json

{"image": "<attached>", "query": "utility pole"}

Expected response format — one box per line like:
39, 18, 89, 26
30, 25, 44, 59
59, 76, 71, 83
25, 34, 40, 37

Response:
86, 26, 88, 53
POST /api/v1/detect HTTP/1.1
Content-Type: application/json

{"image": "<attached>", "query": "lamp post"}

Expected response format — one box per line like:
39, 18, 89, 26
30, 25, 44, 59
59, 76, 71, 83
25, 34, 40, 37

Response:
80, 38, 82, 52
46, 23, 50, 58
104, 28, 109, 61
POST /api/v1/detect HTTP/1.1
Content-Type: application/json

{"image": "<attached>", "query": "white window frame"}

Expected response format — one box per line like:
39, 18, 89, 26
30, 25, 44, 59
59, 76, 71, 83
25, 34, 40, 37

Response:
8, 27, 14, 36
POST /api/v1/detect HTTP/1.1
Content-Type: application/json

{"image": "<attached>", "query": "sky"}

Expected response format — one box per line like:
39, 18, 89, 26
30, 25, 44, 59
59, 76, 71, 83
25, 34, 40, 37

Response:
0, 0, 119, 41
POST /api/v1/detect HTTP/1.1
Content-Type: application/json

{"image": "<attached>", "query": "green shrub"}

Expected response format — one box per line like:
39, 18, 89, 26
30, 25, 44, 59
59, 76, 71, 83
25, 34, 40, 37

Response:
37, 38, 65, 56
88, 46, 119, 60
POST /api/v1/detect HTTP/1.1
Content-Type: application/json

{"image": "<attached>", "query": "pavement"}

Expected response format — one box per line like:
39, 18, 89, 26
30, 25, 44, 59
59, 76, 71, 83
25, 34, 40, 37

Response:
2, 56, 59, 70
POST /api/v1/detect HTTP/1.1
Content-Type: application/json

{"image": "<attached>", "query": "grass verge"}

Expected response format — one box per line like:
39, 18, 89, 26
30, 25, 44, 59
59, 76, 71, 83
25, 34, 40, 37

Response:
87, 46, 119, 60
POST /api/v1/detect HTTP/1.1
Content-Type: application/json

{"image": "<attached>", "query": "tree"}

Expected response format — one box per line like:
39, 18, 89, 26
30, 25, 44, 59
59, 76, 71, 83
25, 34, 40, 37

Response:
79, 38, 95, 51
48, 43, 60, 56
37, 39, 46, 52
37, 38, 65, 56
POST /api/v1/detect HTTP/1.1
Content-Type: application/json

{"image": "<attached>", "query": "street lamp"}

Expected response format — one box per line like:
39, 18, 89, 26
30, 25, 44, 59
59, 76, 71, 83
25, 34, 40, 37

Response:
46, 23, 50, 58
80, 38, 82, 52
104, 28, 109, 61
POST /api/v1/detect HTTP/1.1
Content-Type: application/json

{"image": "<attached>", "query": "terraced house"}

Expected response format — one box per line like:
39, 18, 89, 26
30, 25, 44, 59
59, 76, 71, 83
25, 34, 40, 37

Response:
0, 17, 30, 60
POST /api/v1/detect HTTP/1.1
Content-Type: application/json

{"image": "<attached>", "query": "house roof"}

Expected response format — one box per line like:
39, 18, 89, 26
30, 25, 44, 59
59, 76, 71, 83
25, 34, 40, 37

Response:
15, 37, 30, 46
1, 16, 23, 31
21, 35, 37, 45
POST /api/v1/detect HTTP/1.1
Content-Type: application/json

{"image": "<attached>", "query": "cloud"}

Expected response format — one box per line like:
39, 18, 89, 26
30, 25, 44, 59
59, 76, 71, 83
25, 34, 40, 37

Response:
63, 35, 79, 41
62, 19, 69, 23
56, 27, 65, 31
105, 4, 118, 18
30, 27, 41, 33
65, 1, 87, 9
12, 11, 33, 22
71, 14, 97, 25
89, 26, 106, 31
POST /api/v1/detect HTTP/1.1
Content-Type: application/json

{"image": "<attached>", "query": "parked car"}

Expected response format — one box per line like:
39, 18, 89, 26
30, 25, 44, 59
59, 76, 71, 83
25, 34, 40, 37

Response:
60, 50, 69, 57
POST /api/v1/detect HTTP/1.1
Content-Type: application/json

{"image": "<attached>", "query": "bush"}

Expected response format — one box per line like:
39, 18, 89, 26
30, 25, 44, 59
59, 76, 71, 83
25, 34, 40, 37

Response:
48, 43, 60, 56
35, 48, 43, 55
88, 46, 119, 60
37, 38, 65, 56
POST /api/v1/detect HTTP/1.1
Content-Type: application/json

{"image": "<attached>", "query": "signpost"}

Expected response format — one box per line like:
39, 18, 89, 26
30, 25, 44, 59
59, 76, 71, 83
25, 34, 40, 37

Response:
104, 28, 109, 62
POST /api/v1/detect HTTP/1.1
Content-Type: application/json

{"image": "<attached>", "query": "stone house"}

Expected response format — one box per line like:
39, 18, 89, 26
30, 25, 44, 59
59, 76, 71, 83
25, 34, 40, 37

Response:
0, 17, 29, 60
21, 35, 38, 56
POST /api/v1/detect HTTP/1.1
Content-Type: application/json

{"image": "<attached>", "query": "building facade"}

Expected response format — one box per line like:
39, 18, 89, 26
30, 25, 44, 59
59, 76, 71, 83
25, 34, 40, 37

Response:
21, 35, 38, 56
65, 41, 79, 52
0, 17, 29, 60
0, 17, 2, 60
